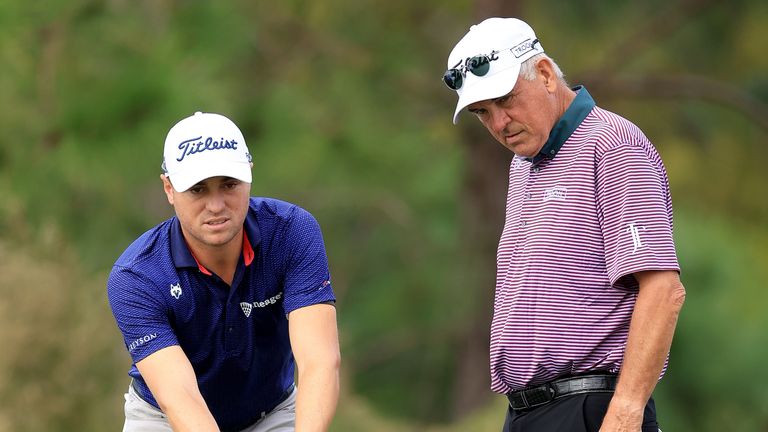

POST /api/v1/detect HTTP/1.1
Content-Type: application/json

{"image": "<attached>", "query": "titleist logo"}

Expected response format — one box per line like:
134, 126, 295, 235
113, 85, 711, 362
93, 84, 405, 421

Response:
176, 136, 239, 162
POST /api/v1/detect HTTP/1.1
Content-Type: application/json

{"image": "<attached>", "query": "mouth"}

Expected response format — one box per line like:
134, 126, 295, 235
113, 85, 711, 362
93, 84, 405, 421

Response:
204, 217, 230, 227
504, 130, 523, 143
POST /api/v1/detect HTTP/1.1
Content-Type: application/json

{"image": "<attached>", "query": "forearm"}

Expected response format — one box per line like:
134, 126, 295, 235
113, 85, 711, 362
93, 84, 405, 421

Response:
160, 390, 220, 432
137, 346, 220, 432
289, 303, 340, 432
295, 363, 340, 432
614, 285, 684, 404
602, 271, 685, 429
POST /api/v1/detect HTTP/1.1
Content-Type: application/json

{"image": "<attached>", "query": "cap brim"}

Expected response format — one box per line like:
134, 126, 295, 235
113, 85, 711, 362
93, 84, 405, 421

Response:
168, 162, 252, 192
452, 64, 521, 124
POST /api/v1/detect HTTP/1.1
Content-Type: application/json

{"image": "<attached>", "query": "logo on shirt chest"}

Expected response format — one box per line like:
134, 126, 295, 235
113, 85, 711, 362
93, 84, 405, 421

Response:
543, 185, 567, 201
240, 292, 283, 317
240, 302, 253, 318
170, 283, 182, 299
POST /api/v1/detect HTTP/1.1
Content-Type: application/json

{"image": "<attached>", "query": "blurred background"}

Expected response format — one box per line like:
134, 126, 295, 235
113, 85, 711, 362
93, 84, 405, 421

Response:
1, 0, 767, 430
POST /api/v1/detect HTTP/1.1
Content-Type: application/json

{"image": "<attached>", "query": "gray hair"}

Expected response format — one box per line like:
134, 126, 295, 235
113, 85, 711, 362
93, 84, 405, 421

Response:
518, 53, 567, 84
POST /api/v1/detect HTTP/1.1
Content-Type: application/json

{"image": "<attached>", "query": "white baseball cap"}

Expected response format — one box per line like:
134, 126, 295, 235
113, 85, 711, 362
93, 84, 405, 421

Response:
162, 112, 252, 192
445, 17, 544, 124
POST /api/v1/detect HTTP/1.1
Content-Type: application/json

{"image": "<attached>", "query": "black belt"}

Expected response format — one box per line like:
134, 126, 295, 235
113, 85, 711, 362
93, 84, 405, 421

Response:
507, 374, 617, 411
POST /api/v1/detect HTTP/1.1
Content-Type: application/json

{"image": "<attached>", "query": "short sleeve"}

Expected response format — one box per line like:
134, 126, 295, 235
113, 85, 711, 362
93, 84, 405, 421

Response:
595, 143, 680, 286
107, 268, 180, 363
280, 208, 336, 314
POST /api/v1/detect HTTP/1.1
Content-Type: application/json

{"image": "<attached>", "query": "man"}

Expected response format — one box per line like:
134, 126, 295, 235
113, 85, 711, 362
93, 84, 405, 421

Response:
107, 112, 340, 432
443, 18, 686, 431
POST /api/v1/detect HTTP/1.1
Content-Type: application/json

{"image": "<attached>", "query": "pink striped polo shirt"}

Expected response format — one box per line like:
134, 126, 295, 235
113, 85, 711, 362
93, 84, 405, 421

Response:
489, 87, 680, 394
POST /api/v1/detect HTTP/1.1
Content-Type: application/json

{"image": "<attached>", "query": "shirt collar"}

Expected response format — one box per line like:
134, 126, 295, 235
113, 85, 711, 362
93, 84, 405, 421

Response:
529, 85, 595, 164
170, 212, 260, 273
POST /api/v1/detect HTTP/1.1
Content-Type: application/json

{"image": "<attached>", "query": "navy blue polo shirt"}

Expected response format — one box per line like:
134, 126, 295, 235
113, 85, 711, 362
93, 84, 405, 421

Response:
107, 197, 335, 431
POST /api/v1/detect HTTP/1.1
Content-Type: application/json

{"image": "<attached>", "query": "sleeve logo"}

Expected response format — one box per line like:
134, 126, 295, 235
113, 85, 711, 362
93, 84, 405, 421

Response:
128, 333, 157, 352
626, 223, 645, 253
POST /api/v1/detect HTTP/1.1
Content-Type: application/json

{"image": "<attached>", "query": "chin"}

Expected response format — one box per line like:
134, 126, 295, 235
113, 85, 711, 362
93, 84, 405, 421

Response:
203, 232, 239, 247
511, 143, 540, 158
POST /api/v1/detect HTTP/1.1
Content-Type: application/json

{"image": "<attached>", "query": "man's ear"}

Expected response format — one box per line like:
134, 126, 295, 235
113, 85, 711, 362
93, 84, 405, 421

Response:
535, 58, 558, 93
160, 174, 175, 206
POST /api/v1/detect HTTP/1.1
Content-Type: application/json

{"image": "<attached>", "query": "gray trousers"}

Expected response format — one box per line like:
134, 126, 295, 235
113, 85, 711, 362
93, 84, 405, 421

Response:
122, 382, 296, 432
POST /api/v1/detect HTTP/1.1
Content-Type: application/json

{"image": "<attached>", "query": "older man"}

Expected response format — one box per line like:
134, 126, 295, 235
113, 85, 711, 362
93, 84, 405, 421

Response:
443, 18, 685, 432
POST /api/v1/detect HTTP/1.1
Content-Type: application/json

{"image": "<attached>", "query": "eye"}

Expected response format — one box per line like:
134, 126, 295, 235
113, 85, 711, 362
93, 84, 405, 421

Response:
496, 91, 517, 106
469, 108, 488, 118
188, 186, 204, 194
223, 180, 241, 190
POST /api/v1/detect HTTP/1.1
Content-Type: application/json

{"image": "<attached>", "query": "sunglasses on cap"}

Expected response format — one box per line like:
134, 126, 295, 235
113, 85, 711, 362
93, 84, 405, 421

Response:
443, 39, 539, 91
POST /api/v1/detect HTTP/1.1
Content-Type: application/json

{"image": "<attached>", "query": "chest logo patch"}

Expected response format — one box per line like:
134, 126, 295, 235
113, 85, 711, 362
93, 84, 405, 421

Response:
543, 185, 567, 201
240, 302, 253, 318
170, 283, 182, 299
241, 292, 284, 318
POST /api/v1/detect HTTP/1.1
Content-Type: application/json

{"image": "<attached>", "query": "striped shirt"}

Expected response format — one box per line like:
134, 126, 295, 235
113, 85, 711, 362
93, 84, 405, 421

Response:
489, 87, 680, 394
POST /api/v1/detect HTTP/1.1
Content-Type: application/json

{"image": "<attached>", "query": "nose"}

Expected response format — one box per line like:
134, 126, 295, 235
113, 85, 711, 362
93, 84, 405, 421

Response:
205, 190, 226, 213
488, 106, 512, 135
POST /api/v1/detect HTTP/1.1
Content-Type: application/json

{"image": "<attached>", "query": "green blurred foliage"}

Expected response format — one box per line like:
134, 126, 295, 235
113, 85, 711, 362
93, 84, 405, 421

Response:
0, 0, 766, 430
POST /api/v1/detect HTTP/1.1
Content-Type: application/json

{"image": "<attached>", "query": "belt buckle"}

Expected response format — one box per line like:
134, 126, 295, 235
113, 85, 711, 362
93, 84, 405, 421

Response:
518, 382, 557, 410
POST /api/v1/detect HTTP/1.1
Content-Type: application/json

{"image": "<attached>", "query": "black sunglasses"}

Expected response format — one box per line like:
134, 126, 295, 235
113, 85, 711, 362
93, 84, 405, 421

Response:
443, 39, 539, 90
443, 52, 497, 90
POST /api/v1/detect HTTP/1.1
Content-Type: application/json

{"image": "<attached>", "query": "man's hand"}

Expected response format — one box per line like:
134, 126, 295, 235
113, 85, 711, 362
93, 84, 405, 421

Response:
599, 395, 644, 431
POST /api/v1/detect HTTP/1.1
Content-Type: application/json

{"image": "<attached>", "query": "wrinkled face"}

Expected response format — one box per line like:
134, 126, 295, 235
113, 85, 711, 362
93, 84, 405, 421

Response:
466, 67, 559, 158
162, 175, 251, 251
